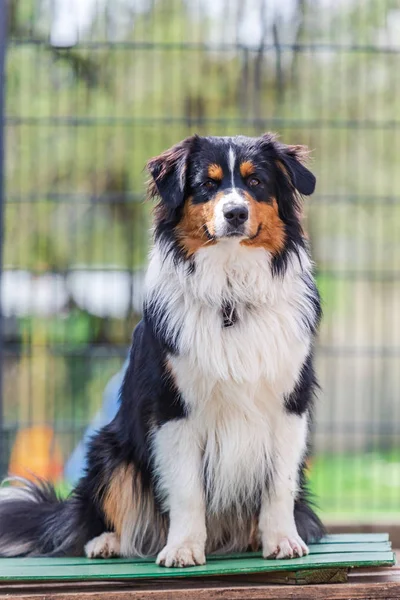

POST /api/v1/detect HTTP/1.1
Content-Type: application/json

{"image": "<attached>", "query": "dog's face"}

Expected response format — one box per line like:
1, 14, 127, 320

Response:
147, 134, 316, 259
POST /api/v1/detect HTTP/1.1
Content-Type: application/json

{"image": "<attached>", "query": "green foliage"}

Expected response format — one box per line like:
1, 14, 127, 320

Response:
309, 449, 400, 518
6, 0, 400, 272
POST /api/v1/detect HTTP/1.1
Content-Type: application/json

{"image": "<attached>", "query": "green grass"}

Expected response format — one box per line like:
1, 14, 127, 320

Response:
309, 450, 400, 520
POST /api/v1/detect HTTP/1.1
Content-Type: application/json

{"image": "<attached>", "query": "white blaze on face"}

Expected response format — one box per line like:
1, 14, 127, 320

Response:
213, 148, 249, 238
228, 147, 236, 189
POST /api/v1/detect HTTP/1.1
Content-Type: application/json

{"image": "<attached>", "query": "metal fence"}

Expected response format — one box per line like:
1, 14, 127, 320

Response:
1, 0, 400, 519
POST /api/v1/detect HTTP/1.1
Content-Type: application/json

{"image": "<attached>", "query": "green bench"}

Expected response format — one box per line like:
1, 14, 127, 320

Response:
0, 534, 396, 599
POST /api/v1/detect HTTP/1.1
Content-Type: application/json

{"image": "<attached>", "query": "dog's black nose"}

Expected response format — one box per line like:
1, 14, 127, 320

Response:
223, 204, 249, 227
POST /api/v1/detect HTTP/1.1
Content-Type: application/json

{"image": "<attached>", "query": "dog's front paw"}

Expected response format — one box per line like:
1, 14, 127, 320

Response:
156, 542, 206, 568
262, 533, 309, 559
85, 532, 121, 558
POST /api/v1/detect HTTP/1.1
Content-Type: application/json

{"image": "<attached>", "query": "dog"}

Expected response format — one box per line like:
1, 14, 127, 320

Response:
0, 133, 325, 566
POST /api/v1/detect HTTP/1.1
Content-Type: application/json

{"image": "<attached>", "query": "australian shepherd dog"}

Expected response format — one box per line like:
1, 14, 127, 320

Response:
0, 133, 324, 566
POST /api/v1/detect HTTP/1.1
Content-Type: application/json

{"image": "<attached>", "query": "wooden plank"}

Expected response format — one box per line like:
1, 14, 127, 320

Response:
1, 580, 400, 600
252, 568, 349, 585
0, 551, 394, 581
0, 562, 398, 599
350, 567, 400, 584
0, 541, 391, 569
0, 568, 349, 587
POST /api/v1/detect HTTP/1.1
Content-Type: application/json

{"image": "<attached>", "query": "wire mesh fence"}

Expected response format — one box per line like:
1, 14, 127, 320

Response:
1, 0, 400, 520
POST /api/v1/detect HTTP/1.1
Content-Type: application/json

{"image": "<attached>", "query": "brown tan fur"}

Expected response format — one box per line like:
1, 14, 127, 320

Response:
241, 193, 286, 254
275, 159, 291, 181
176, 191, 285, 257
249, 518, 261, 551
102, 464, 136, 536
207, 163, 223, 181
101, 463, 168, 557
239, 161, 255, 178
175, 194, 223, 257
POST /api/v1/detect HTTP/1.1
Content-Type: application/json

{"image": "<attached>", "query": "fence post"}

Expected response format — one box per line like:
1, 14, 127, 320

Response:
0, 0, 7, 476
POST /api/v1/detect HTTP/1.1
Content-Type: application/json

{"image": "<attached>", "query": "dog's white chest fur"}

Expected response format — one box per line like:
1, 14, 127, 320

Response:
191, 379, 288, 515
147, 241, 314, 514
146, 241, 313, 389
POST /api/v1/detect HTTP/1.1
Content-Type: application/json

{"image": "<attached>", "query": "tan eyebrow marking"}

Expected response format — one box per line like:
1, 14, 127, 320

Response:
240, 161, 255, 178
207, 163, 223, 180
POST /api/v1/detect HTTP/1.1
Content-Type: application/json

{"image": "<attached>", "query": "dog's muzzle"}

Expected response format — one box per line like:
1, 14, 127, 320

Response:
214, 191, 249, 238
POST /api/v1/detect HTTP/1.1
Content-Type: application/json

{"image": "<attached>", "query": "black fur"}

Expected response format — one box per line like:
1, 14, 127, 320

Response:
84, 319, 186, 496
294, 463, 326, 543
0, 478, 104, 556
301, 273, 323, 334
285, 354, 319, 416
295, 500, 326, 543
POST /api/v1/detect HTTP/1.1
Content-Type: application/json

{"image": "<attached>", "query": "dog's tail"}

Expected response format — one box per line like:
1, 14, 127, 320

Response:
294, 497, 326, 543
0, 477, 97, 557
294, 481, 326, 544
294, 464, 326, 543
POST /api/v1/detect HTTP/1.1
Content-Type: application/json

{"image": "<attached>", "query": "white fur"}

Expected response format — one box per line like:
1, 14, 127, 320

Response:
85, 532, 121, 558
228, 146, 236, 188
153, 421, 206, 566
0, 485, 39, 503
146, 241, 313, 387
259, 412, 309, 558
0, 539, 33, 557
147, 239, 315, 561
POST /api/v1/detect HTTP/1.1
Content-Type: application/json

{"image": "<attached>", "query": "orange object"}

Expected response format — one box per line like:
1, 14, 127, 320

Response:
8, 426, 64, 482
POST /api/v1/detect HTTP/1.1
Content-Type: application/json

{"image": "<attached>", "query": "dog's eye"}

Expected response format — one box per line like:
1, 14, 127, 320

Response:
248, 177, 261, 188
204, 179, 218, 190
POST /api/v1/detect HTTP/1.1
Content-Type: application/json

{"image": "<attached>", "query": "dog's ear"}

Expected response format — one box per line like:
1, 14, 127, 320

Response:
146, 136, 197, 208
277, 144, 316, 196
260, 134, 316, 196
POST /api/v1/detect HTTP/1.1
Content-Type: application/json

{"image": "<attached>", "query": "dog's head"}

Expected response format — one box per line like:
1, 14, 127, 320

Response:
147, 134, 315, 261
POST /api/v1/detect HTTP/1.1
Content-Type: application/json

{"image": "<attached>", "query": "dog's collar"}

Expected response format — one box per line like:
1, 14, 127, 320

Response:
222, 301, 237, 328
